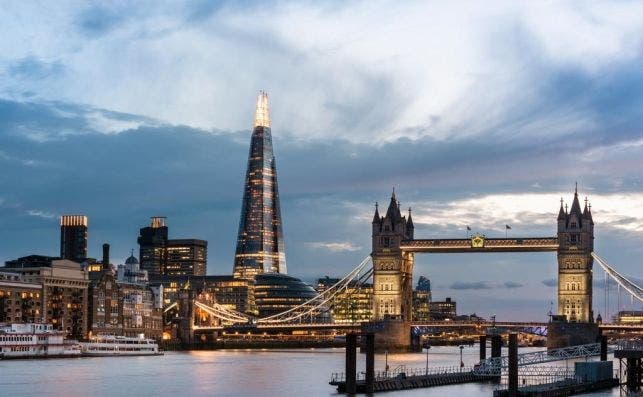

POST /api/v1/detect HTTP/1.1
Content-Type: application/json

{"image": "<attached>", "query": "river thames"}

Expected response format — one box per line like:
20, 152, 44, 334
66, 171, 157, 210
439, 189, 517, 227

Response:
1, 346, 622, 396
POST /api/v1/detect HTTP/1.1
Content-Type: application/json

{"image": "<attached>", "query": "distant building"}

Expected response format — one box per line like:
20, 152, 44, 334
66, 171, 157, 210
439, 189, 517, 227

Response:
316, 276, 373, 323
117, 251, 149, 284
166, 239, 207, 276
138, 217, 169, 276
617, 310, 643, 324
0, 271, 42, 323
88, 244, 162, 339
412, 276, 431, 321
429, 297, 456, 320
233, 92, 287, 279
60, 215, 88, 263
137, 217, 208, 277
3, 255, 89, 339
149, 275, 257, 316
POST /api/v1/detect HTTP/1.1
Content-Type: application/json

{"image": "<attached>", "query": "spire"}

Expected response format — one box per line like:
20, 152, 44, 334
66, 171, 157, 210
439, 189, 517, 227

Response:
407, 207, 414, 228
569, 184, 582, 216
253, 90, 271, 128
385, 190, 400, 223
372, 202, 380, 224
557, 197, 566, 221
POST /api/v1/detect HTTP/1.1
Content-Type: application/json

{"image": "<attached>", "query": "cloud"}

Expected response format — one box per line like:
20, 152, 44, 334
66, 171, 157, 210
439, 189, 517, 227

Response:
450, 281, 495, 290
27, 210, 56, 219
542, 279, 557, 287
503, 281, 524, 289
0, 2, 642, 144
306, 241, 362, 252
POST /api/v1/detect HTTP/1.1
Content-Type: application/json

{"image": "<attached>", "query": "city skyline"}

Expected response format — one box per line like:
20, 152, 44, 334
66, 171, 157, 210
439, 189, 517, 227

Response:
1, 2, 643, 320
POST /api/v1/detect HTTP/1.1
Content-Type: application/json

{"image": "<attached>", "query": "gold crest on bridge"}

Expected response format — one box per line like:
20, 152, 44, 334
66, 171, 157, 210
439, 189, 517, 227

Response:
471, 234, 485, 248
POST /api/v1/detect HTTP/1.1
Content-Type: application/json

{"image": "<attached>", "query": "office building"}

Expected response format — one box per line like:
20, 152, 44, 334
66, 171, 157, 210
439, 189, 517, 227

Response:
412, 276, 431, 321
166, 239, 207, 276
137, 217, 208, 277
316, 276, 373, 323
429, 297, 457, 320
233, 92, 287, 279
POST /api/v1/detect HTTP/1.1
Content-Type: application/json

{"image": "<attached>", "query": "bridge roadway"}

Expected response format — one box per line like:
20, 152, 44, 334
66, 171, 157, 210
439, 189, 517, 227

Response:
400, 237, 559, 253
191, 321, 643, 333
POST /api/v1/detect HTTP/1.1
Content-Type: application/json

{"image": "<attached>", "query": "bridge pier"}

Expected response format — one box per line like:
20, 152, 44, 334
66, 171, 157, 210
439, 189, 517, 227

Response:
363, 319, 411, 353
508, 333, 518, 397
479, 335, 486, 361
345, 333, 357, 394
546, 317, 599, 349
490, 334, 502, 359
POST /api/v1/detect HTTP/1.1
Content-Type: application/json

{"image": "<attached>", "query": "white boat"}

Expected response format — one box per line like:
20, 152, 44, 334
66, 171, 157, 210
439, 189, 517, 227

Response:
0, 323, 81, 359
80, 334, 162, 356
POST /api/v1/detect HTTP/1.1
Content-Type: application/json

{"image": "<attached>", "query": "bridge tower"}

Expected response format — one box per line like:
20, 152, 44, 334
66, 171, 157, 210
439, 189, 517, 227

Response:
557, 186, 594, 323
371, 190, 414, 321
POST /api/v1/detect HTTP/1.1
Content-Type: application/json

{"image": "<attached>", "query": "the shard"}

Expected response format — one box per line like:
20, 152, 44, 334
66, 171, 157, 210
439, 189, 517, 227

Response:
233, 91, 287, 279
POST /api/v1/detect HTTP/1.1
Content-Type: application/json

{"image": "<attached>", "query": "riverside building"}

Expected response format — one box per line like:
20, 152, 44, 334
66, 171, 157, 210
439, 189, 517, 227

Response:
2, 255, 89, 339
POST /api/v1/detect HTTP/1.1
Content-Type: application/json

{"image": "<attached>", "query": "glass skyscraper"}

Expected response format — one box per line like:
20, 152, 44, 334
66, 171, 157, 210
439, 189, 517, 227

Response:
233, 91, 286, 279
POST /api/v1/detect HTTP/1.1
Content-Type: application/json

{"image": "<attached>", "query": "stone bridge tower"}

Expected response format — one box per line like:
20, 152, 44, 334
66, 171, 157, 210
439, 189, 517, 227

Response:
371, 191, 414, 321
557, 186, 594, 323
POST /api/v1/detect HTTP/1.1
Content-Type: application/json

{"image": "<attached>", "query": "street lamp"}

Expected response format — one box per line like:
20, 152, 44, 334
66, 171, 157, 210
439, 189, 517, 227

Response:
424, 343, 431, 375
459, 345, 464, 371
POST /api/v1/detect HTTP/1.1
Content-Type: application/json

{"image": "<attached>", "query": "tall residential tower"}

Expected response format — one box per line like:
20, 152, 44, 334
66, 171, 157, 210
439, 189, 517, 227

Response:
233, 91, 286, 279
60, 215, 88, 263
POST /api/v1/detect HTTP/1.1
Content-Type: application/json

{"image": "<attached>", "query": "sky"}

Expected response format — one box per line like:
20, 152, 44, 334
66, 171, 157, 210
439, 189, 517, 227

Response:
1, 1, 642, 321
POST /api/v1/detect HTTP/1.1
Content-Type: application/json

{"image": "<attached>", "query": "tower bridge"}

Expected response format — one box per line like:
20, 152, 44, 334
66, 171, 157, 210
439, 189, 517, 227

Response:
169, 186, 641, 350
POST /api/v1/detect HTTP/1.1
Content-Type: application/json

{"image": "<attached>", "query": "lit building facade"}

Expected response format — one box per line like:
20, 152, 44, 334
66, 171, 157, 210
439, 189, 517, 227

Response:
88, 245, 163, 339
166, 239, 207, 276
371, 191, 414, 320
429, 297, 456, 320
617, 310, 643, 324
254, 274, 318, 318
137, 217, 208, 277
233, 91, 286, 279
557, 187, 594, 323
0, 271, 42, 323
3, 255, 89, 339
60, 215, 88, 263
138, 217, 169, 276
316, 277, 373, 323
412, 276, 431, 321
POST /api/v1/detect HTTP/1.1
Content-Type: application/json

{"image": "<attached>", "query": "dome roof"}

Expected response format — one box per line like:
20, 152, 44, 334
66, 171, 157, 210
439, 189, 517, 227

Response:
254, 273, 318, 318
125, 254, 139, 265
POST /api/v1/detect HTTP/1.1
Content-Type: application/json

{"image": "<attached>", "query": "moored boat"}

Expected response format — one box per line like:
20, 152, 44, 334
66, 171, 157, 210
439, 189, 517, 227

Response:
0, 323, 81, 359
80, 334, 162, 356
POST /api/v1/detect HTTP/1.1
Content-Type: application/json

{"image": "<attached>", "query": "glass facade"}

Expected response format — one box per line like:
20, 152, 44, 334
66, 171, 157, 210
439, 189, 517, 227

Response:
254, 274, 317, 318
234, 92, 286, 278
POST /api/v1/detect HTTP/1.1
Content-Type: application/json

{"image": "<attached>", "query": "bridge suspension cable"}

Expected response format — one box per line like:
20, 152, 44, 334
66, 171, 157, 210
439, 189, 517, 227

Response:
591, 252, 642, 303
190, 255, 373, 325
257, 255, 373, 324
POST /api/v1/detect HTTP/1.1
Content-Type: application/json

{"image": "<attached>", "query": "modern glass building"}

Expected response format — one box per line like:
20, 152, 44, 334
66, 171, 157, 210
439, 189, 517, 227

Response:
233, 92, 287, 279
254, 273, 317, 318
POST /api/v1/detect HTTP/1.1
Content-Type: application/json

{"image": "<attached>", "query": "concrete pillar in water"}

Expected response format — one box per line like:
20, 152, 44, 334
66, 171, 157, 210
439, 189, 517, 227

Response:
479, 335, 487, 361
600, 335, 607, 361
508, 333, 518, 397
491, 334, 502, 359
365, 334, 375, 394
345, 333, 357, 394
